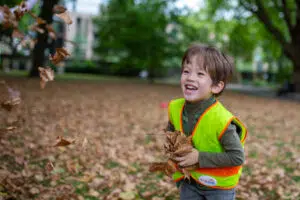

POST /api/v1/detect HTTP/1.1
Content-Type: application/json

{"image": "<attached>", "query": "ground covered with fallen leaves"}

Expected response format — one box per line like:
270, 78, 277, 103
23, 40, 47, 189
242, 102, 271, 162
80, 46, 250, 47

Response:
0, 77, 300, 200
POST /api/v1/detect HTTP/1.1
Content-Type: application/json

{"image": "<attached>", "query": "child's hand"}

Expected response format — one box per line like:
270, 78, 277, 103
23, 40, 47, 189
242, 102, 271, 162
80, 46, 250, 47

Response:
175, 148, 199, 167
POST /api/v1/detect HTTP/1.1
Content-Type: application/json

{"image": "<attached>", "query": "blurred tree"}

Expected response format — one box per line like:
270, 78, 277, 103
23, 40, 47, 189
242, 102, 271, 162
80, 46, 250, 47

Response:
205, 0, 300, 92
30, 0, 59, 77
93, 0, 178, 82
0, 0, 20, 7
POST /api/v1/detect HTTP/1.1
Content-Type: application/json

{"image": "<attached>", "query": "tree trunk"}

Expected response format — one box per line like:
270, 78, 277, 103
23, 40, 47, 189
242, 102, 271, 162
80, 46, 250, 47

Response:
292, 64, 300, 93
29, 0, 59, 77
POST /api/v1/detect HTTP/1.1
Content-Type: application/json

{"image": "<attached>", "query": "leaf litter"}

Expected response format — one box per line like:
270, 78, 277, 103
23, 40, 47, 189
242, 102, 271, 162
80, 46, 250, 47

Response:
0, 78, 299, 199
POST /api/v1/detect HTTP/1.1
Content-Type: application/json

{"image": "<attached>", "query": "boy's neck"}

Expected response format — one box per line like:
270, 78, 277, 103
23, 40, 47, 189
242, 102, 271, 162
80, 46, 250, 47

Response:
185, 95, 215, 105
185, 96, 216, 114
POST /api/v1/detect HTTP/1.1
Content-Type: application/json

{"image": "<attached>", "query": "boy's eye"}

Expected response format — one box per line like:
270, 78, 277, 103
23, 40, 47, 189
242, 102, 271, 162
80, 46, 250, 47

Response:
197, 72, 204, 76
183, 70, 189, 74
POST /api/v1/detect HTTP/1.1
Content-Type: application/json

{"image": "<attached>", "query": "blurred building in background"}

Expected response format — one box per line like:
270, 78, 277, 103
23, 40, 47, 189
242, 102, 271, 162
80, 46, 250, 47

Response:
63, 12, 96, 60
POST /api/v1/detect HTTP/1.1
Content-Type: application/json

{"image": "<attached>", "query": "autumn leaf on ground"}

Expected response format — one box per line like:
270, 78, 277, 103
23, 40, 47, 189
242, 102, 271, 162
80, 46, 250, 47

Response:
53, 5, 67, 14
45, 161, 54, 172
53, 136, 75, 147
49, 48, 70, 65
0, 126, 17, 135
82, 137, 88, 151
38, 67, 54, 89
55, 11, 72, 25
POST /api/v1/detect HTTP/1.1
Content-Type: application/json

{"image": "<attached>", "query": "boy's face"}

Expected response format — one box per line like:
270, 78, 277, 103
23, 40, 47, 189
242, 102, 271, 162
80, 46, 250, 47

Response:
180, 56, 220, 102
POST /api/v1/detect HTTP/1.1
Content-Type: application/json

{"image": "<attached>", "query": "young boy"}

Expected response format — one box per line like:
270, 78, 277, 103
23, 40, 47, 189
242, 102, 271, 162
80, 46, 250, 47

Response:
167, 44, 247, 200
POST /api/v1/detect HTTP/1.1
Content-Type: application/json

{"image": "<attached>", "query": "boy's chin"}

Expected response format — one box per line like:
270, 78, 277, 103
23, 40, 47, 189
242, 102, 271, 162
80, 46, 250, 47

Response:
183, 95, 211, 102
183, 96, 202, 102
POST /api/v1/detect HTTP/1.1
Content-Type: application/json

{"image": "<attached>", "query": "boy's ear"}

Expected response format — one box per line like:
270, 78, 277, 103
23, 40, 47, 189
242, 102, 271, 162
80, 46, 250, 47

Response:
211, 81, 224, 95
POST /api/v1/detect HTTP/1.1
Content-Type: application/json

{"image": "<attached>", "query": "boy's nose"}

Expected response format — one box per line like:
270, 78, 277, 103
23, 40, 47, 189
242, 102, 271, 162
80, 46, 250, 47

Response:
187, 72, 197, 81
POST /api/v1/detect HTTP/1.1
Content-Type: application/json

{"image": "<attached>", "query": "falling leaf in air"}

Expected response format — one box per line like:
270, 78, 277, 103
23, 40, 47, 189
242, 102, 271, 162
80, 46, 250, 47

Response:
12, 29, 25, 39
21, 38, 36, 49
53, 136, 75, 147
0, 5, 18, 29
46, 24, 56, 40
53, 5, 67, 14
1, 82, 21, 111
28, 11, 46, 25
13, 1, 28, 21
49, 48, 70, 65
29, 24, 45, 34
36, 17, 46, 25
55, 11, 72, 25
38, 67, 54, 89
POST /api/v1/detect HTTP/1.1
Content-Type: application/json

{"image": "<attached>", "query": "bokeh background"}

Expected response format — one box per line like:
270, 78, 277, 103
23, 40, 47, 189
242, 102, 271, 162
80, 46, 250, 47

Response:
0, 0, 300, 199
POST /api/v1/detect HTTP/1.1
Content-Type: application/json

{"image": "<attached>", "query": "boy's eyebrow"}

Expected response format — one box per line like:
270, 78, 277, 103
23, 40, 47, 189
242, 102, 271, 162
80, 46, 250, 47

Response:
182, 63, 191, 69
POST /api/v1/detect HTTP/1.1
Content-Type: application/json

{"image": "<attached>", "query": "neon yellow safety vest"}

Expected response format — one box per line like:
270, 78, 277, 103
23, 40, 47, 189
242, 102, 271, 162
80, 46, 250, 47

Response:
168, 98, 247, 190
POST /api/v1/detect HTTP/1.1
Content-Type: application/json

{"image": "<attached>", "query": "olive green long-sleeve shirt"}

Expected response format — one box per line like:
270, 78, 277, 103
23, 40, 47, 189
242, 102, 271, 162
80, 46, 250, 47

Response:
166, 96, 244, 189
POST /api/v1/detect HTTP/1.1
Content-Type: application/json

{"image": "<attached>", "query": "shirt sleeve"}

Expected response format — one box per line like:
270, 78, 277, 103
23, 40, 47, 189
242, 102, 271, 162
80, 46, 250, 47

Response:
198, 123, 245, 168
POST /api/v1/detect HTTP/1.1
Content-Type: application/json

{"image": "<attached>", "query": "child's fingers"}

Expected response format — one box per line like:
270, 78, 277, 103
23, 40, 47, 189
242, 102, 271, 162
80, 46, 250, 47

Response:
174, 156, 186, 162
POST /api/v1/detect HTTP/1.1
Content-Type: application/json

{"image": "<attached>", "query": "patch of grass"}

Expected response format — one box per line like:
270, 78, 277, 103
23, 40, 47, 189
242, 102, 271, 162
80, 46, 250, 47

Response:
71, 181, 89, 195
242, 165, 252, 176
105, 160, 120, 169
292, 176, 300, 182
99, 187, 110, 195
249, 150, 258, 158
275, 141, 285, 148
285, 151, 293, 159
144, 135, 152, 144
83, 196, 99, 200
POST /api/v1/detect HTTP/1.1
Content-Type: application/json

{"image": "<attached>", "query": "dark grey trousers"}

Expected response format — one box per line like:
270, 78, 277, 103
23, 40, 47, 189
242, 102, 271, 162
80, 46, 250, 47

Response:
180, 182, 235, 200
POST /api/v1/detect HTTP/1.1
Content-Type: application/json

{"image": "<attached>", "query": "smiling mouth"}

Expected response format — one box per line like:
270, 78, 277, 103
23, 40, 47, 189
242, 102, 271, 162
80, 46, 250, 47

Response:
185, 84, 198, 91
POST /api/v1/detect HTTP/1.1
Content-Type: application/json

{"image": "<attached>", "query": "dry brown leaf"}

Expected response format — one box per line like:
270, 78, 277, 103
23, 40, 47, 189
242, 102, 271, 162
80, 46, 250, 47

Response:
150, 130, 195, 179
45, 161, 54, 172
28, 11, 46, 25
0, 5, 18, 29
82, 137, 88, 151
21, 38, 36, 49
55, 11, 72, 25
53, 136, 75, 147
0, 82, 21, 111
12, 29, 25, 39
38, 67, 54, 89
29, 24, 45, 34
49, 48, 70, 65
53, 5, 67, 14
46, 24, 56, 40
13, 1, 28, 21
36, 17, 46, 25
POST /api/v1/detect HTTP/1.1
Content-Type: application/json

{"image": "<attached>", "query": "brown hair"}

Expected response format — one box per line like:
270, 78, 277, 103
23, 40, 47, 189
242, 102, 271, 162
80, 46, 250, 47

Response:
181, 43, 234, 96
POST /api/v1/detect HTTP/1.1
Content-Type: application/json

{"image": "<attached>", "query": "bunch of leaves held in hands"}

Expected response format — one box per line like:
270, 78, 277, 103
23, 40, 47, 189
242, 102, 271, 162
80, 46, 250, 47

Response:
149, 130, 198, 180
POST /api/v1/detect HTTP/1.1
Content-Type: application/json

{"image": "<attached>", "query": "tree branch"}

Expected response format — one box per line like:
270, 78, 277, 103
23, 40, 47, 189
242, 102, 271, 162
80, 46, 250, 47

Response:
252, 0, 289, 47
281, 0, 293, 31
297, 0, 300, 11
